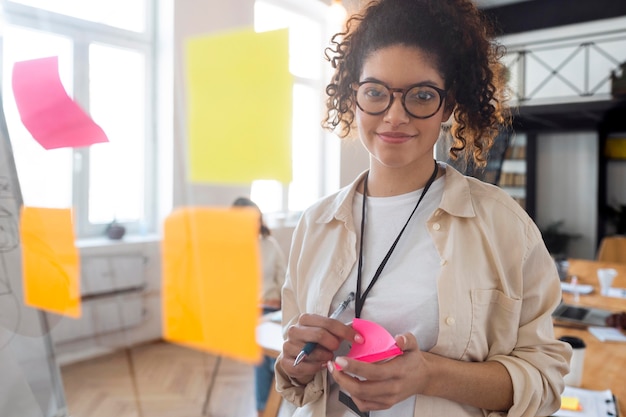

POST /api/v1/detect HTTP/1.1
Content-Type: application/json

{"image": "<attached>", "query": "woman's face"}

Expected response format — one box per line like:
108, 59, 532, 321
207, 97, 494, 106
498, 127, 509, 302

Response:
355, 45, 452, 173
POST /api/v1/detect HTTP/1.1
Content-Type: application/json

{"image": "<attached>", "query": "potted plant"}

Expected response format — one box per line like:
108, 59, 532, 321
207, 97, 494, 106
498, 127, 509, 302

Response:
604, 202, 626, 235
540, 220, 581, 260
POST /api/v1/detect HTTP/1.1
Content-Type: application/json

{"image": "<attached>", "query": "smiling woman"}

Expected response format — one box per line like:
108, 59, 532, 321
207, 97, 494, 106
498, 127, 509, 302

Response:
274, 1, 571, 416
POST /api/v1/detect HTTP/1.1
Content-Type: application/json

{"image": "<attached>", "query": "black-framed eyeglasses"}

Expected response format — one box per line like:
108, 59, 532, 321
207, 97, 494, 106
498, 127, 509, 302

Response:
353, 81, 447, 119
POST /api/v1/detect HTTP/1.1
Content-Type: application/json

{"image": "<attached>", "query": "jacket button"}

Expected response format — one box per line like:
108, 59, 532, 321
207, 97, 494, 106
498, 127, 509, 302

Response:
445, 316, 455, 326
432, 223, 441, 231
440, 258, 447, 266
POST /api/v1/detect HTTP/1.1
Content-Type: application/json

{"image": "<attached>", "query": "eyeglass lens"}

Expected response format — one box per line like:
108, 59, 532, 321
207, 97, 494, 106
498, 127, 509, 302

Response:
356, 82, 443, 119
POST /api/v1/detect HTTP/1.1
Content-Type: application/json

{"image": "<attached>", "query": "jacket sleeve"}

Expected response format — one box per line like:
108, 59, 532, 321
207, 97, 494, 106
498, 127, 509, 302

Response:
274, 215, 326, 406
490, 224, 572, 417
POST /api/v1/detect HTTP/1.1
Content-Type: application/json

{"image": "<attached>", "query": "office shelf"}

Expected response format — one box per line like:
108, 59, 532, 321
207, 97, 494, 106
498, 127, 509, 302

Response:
498, 134, 528, 210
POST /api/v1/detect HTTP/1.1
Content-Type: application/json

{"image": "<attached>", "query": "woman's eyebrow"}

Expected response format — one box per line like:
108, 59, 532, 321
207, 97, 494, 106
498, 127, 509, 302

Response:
359, 77, 444, 88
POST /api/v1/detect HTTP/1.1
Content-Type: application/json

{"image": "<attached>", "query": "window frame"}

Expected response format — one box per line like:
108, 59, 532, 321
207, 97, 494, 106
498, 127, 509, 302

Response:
252, 0, 340, 222
2, 0, 158, 238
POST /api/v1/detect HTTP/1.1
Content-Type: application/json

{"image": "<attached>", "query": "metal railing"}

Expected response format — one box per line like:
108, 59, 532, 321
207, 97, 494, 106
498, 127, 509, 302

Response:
503, 28, 626, 106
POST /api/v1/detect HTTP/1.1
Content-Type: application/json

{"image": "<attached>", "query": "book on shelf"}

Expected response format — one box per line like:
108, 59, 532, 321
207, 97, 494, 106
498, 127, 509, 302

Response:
498, 172, 526, 187
553, 386, 619, 417
505, 144, 527, 160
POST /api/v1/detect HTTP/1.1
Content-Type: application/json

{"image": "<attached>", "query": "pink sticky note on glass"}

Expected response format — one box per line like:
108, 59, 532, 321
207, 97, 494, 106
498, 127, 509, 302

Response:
11, 56, 108, 149
345, 318, 403, 364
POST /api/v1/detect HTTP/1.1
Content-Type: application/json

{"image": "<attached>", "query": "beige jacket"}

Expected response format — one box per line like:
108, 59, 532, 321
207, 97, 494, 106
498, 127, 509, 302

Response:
276, 164, 571, 417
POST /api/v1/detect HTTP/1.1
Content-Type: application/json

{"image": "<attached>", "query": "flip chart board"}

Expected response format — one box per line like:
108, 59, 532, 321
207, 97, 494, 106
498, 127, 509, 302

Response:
0, 93, 67, 415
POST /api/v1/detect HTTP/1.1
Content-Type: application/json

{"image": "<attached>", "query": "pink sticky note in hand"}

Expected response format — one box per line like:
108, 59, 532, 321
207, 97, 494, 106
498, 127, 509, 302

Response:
336, 318, 403, 370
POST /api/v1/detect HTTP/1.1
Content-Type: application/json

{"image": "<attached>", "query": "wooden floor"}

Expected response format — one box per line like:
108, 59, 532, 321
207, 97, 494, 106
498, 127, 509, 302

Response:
60, 341, 257, 417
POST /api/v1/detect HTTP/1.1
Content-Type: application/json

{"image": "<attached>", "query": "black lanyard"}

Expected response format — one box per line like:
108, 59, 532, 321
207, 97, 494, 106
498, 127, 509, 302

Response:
354, 161, 439, 318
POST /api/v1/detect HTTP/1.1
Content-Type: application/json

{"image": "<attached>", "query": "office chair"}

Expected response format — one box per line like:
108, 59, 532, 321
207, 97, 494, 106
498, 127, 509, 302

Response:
597, 236, 626, 263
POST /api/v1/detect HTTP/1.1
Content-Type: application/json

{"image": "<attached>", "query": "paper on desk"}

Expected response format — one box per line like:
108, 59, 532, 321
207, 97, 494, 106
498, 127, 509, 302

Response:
606, 287, 626, 299
553, 386, 617, 417
345, 318, 403, 363
589, 326, 626, 342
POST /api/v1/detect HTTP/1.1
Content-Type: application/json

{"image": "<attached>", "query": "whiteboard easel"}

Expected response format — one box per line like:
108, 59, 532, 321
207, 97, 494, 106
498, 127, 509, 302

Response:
0, 88, 68, 416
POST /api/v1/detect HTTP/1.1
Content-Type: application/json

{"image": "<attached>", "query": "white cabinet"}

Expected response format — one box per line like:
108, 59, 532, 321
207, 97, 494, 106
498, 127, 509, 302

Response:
50, 293, 144, 344
81, 254, 145, 296
50, 239, 162, 364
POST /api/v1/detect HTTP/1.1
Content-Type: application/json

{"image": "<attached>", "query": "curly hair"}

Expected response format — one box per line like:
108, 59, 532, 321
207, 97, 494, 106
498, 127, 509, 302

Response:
322, 0, 511, 167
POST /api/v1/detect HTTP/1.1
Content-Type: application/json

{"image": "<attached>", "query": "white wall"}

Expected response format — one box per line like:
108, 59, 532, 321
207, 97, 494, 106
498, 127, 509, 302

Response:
339, 138, 369, 187
535, 132, 599, 259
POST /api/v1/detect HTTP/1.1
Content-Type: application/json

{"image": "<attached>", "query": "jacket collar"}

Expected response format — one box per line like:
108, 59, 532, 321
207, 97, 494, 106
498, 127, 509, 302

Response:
317, 170, 368, 225
439, 163, 476, 218
316, 162, 476, 225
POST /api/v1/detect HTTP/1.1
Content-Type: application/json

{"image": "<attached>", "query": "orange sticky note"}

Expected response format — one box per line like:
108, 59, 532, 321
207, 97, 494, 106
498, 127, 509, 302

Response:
20, 206, 80, 318
161, 207, 261, 363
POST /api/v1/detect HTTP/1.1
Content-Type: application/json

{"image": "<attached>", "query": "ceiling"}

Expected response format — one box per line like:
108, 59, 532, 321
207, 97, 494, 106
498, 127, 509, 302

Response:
473, 0, 532, 8
512, 100, 623, 133
339, 0, 534, 14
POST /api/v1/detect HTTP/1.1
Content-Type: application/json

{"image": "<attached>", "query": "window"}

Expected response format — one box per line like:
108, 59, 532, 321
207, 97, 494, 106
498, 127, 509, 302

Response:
1, 0, 157, 238
251, 0, 340, 220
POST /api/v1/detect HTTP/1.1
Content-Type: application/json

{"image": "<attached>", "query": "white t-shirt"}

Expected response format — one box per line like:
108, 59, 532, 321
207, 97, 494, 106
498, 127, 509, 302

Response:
327, 175, 445, 417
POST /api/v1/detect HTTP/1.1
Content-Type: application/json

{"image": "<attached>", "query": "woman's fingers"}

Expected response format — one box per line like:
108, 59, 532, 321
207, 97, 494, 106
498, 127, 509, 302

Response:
280, 313, 363, 382
326, 333, 423, 409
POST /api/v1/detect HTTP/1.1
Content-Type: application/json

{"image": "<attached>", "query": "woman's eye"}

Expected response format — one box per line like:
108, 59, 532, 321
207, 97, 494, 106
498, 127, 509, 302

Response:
365, 89, 387, 101
408, 89, 436, 102
365, 88, 387, 99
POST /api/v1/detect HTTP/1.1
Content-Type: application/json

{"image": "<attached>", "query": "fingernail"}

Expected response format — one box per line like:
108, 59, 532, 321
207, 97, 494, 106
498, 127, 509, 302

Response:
354, 333, 365, 344
327, 361, 335, 372
394, 334, 406, 344
335, 357, 348, 369
399, 334, 407, 345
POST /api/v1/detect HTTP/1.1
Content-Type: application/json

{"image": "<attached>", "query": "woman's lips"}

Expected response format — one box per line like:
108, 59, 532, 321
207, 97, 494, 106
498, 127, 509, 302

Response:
377, 131, 414, 144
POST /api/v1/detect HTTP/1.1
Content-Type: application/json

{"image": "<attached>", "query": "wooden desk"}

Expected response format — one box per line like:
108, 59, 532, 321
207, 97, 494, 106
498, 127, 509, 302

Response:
256, 320, 283, 417
555, 259, 626, 415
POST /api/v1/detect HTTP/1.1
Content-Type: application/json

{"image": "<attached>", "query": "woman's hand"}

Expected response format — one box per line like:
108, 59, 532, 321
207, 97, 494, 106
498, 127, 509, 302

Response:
327, 332, 427, 412
328, 332, 514, 412
280, 313, 363, 385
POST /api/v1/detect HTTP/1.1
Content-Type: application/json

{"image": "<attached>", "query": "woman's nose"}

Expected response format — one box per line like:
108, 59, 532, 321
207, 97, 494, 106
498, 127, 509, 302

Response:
383, 92, 410, 124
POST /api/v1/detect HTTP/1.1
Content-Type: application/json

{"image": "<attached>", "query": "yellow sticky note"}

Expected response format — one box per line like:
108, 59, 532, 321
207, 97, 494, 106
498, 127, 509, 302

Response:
20, 206, 80, 318
561, 396, 582, 411
185, 27, 293, 185
161, 207, 261, 363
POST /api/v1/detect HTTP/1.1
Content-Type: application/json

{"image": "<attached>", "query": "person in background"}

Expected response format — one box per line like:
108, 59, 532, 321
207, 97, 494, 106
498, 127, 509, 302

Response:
232, 197, 287, 417
274, 0, 571, 416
